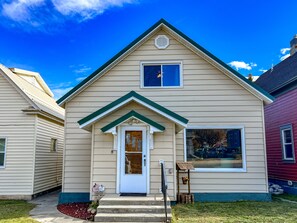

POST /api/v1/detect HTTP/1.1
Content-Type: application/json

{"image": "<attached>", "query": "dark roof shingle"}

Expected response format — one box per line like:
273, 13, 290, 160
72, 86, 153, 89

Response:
255, 53, 297, 94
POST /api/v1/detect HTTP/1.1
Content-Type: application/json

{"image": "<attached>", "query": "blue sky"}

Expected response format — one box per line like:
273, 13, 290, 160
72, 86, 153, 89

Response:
0, 0, 297, 99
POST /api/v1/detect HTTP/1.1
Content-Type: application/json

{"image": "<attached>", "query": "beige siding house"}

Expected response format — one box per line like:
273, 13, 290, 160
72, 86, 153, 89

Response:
0, 65, 64, 200
58, 19, 273, 203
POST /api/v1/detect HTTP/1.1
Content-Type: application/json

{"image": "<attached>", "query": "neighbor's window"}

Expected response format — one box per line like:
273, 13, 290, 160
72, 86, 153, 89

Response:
142, 62, 181, 87
280, 125, 295, 161
50, 138, 57, 152
0, 138, 6, 167
185, 128, 245, 171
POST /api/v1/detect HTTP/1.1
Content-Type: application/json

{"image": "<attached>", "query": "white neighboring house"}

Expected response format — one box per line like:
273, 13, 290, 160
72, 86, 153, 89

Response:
0, 64, 64, 200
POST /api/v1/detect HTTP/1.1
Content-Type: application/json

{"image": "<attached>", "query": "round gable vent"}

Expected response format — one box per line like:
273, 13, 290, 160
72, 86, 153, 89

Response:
155, 35, 169, 49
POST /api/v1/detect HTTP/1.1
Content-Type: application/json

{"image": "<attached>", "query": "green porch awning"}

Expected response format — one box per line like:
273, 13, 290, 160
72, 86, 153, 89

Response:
78, 91, 188, 132
101, 110, 165, 133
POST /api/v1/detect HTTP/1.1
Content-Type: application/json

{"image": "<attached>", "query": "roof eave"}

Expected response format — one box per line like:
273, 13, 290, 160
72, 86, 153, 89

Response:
57, 18, 273, 106
57, 19, 166, 106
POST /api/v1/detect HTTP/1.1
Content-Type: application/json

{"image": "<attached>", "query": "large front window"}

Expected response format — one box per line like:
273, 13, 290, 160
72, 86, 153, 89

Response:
142, 62, 182, 87
185, 127, 246, 172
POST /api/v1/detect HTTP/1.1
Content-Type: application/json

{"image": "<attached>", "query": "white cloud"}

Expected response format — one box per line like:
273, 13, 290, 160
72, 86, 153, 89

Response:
1, 0, 135, 28
279, 47, 291, 61
52, 0, 133, 20
74, 65, 91, 74
52, 87, 73, 100
76, 76, 87, 82
280, 54, 290, 61
228, 61, 257, 71
259, 68, 267, 73
280, 48, 290, 55
2, 0, 44, 23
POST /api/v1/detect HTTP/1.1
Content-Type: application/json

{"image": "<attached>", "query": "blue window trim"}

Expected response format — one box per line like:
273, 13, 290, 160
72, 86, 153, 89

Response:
280, 124, 295, 163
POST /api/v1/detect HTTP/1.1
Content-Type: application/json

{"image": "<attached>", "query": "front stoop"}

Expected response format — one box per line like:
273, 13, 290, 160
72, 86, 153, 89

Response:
95, 195, 171, 222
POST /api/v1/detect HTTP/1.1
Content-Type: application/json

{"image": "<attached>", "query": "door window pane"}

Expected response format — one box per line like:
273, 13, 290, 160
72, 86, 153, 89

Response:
125, 154, 142, 174
125, 131, 142, 174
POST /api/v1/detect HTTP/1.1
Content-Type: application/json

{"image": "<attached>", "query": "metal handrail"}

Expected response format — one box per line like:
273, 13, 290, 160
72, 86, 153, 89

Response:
161, 161, 168, 222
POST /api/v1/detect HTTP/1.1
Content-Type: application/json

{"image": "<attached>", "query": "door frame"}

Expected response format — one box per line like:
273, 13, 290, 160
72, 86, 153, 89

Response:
116, 125, 150, 194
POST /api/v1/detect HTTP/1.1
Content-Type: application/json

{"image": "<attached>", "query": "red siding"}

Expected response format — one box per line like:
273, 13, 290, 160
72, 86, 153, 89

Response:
265, 88, 297, 181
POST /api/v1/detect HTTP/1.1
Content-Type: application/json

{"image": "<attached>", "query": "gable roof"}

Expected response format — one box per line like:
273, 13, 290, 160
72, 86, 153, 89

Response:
255, 53, 297, 96
57, 19, 273, 106
0, 64, 64, 121
78, 91, 188, 132
101, 110, 165, 133
10, 68, 54, 97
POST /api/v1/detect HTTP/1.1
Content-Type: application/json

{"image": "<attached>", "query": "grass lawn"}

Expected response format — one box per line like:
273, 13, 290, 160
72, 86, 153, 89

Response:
0, 200, 37, 223
172, 198, 297, 223
273, 193, 297, 202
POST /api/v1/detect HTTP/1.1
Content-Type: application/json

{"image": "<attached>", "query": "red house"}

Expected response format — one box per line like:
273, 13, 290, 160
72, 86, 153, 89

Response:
256, 35, 297, 194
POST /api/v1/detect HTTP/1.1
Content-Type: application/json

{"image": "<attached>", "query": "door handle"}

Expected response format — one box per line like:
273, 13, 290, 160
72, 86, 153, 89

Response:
143, 155, 146, 166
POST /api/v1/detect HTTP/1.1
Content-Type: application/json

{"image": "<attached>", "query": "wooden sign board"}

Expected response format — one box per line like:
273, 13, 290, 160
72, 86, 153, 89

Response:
176, 162, 194, 170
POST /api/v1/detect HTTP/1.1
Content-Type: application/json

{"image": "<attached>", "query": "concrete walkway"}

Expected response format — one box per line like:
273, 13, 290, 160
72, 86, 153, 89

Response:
29, 191, 88, 223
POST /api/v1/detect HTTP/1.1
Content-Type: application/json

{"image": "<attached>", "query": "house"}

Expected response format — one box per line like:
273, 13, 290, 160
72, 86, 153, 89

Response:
57, 19, 273, 205
0, 65, 64, 200
255, 35, 297, 194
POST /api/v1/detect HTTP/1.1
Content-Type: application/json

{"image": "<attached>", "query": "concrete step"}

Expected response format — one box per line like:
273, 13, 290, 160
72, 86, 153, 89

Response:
97, 205, 171, 213
99, 196, 170, 206
95, 213, 172, 222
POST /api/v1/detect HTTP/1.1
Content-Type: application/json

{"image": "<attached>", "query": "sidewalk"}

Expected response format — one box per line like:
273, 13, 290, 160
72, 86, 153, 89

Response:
29, 190, 88, 223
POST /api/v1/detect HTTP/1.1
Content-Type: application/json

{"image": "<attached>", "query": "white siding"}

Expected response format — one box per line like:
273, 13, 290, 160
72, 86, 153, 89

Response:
33, 116, 64, 194
64, 29, 268, 195
63, 101, 91, 192
0, 74, 35, 197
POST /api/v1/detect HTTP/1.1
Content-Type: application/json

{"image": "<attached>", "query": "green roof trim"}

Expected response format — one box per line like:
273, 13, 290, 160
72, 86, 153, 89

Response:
57, 18, 274, 105
101, 110, 165, 132
78, 91, 189, 127
160, 20, 274, 102
57, 19, 166, 105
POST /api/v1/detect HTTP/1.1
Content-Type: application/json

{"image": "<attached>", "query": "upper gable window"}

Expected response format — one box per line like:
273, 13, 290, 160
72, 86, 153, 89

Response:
141, 62, 182, 88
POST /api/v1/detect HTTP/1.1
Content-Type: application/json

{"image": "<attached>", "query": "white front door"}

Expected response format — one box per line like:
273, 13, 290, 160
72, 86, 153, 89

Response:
120, 126, 147, 194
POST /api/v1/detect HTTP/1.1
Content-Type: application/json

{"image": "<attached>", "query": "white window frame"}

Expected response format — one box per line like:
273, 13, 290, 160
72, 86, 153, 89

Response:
184, 126, 247, 173
280, 124, 295, 162
140, 61, 183, 88
50, 138, 57, 152
0, 138, 7, 169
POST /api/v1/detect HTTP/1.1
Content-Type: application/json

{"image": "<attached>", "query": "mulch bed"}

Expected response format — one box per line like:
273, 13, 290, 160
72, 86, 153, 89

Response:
57, 202, 93, 221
